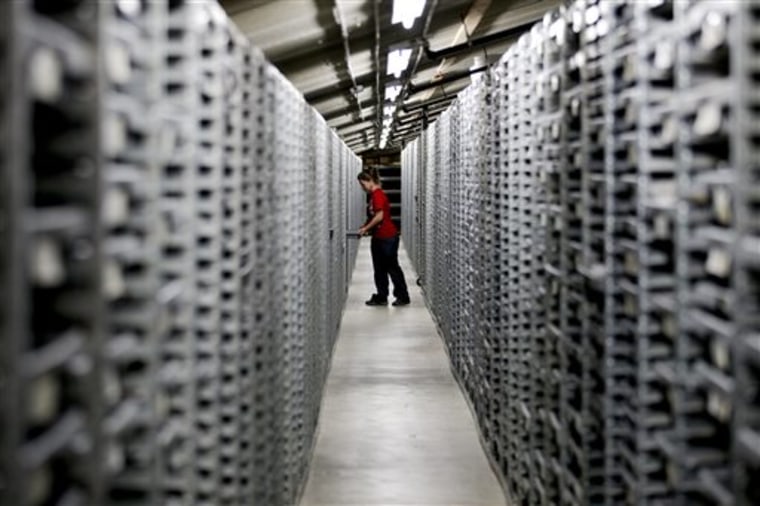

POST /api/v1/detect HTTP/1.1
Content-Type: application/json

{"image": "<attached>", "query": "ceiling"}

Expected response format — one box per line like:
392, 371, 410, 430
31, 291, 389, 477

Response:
220, 0, 563, 154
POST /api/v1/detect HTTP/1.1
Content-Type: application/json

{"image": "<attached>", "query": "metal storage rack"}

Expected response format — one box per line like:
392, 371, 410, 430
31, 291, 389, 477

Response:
0, 0, 11, 497
538, 9, 571, 505
579, 2, 622, 504
0, 0, 8, 493
217, 23, 247, 506
617, 2, 679, 504
507, 37, 537, 502
157, 3, 201, 503
99, 1, 168, 504
732, 3, 760, 506
192, 6, 225, 505
235, 36, 256, 505
424, 126, 436, 299
518, 30, 545, 506
1, 2, 107, 505
528, 20, 561, 506
562, 3, 597, 503
0, 2, 364, 504
672, 1, 754, 504
401, 1, 760, 505
485, 57, 507, 482
370, 166, 402, 231
599, 2, 641, 505
248, 44, 280, 505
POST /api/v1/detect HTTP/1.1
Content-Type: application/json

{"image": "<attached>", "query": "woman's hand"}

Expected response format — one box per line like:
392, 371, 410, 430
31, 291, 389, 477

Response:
358, 227, 368, 236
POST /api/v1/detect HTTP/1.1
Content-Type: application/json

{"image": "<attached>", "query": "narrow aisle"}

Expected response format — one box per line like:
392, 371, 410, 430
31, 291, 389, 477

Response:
300, 239, 506, 506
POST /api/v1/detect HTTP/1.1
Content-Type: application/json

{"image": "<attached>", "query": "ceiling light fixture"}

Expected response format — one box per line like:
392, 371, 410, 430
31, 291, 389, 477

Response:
379, 129, 390, 149
386, 48, 412, 78
385, 84, 402, 101
379, 117, 392, 149
392, 0, 425, 30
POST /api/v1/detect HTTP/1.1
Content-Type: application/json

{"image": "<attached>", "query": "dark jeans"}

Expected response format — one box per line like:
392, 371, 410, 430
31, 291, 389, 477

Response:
370, 235, 409, 301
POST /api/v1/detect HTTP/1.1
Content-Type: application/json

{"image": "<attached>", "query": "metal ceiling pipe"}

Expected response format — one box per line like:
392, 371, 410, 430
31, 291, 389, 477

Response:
397, 102, 449, 124
329, 115, 357, 130
406, 65, 487, 96
395, 117, 424, 129
394, 120, 425, 132
305, 73, 375, 103
422, 20, 534, 61
324, 103, 368, 121
337, 119, 375, 134
397, 110, 441, 126
333, 0, 364, 119
401, 93, 455, 113
346, 138, 369, 149
397, 126, 423, 136
396, 128, 420, 138
396, 131, 422, 143
394, 128, 423, 139
396, 112, 443, 129
324, 109, 352, 122
397, 123, 426, 135
373, 0, 382, 146
341, 129, 368, 139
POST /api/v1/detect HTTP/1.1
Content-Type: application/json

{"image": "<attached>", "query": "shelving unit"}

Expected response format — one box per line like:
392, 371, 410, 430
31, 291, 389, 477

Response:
0, 2, 364, 505
372, 166, 402, 231
401, 1, 760, 504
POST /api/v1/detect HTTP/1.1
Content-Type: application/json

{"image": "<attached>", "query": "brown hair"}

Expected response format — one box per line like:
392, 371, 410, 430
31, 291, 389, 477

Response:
357, 167, 381, 184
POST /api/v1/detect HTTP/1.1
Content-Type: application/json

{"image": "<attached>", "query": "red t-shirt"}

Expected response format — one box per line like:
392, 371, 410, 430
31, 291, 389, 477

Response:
368, 188, 397, 239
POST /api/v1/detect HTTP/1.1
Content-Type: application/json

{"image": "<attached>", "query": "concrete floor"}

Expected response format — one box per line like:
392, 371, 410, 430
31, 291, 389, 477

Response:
299, 239, 507, 506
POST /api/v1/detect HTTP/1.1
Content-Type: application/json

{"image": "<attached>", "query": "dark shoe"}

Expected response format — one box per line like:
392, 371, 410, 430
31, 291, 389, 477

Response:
365, 294, 387, 306
392, 298, 410, 306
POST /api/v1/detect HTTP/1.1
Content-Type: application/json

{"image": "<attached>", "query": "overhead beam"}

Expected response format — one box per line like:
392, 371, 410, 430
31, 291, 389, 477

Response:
406, 65, 487, 96
340, 127, 374, 139
323, 103, 375, 121
328, 115, 358, 130
394, 127, 424, 140
394, 122, 423, 133
273, 22, 423, 71
346, 138, 370, 149
344, 135, 369, 147
304, 72, 376, 103
338, 119, 376, 135
396, 107, 448, 128
401, 93, 456, 113
422, 20, 534, 61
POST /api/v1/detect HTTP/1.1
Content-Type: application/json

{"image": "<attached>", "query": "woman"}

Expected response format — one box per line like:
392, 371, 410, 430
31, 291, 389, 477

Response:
357, 168, 410, 306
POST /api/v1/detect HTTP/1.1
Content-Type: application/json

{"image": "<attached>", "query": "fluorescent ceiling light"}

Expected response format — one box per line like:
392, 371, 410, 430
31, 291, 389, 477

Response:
385, 84, 402, 101
392, 0, 425, 30
386, 48, 412, 78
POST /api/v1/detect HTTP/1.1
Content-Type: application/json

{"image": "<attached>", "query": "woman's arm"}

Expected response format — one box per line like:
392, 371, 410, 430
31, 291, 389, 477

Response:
358, 210, 384, 236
